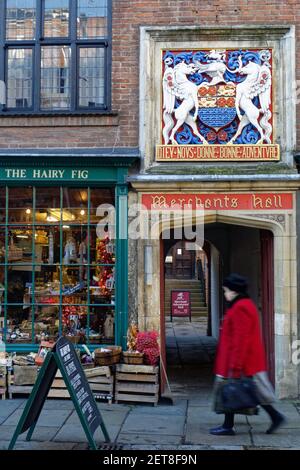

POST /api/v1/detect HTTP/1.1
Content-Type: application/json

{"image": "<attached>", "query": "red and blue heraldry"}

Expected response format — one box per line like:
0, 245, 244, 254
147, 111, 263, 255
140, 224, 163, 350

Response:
157, 48, 279, 161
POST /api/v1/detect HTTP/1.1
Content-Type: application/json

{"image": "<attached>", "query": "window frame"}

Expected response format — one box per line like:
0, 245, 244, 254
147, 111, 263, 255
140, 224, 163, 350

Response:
0, 184, 117, 348
0, 0, 112, 115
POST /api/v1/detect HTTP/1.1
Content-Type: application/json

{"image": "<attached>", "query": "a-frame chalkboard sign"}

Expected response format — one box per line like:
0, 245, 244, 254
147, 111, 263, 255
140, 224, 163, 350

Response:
8, 337, 110, 450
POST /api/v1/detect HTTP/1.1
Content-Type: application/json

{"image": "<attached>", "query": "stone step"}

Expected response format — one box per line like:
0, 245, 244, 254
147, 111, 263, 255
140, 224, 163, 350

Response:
165, 307, 208, 313
165, 297, 206, 304
164, 304, 207, 312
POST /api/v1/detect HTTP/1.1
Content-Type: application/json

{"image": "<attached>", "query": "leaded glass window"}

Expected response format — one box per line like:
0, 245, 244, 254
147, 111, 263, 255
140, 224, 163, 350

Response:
1, 1, 111, 113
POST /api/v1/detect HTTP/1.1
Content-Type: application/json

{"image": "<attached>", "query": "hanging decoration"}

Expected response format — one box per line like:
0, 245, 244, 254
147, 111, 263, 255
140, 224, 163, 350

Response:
95, 236, 115, 299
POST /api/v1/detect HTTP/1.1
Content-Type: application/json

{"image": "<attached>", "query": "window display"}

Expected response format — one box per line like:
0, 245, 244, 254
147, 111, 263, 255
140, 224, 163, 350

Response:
0, 186, 116, 346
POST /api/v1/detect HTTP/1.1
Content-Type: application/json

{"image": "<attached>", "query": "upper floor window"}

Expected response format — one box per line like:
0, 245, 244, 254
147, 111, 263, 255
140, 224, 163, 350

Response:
0, 0, 111, 114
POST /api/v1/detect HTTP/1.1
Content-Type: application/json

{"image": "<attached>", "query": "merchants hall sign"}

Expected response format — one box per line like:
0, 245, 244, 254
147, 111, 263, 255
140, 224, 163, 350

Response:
142, 193, 293, 211
158, 48, 279, 161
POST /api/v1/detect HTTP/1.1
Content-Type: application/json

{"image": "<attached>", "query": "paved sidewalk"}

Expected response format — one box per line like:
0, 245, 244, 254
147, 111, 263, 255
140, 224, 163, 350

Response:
0, 397, 300, 450
1, 319, 299, 451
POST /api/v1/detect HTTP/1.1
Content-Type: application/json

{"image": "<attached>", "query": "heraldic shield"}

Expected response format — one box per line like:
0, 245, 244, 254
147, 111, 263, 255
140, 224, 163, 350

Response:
198, 83, 237, 131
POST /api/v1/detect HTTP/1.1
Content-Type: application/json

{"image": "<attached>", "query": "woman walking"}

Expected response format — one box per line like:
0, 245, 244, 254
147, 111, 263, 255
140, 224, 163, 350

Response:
210, 273, 286, 436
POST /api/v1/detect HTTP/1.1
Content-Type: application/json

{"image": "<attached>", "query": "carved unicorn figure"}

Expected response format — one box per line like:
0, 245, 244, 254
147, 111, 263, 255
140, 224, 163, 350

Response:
163, 61, 208, 145
228, 60, 272, 144
194, 50, 240, 86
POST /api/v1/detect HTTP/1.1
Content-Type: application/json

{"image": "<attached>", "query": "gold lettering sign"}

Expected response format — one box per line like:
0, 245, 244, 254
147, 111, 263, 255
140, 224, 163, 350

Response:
156, 144, 280, 161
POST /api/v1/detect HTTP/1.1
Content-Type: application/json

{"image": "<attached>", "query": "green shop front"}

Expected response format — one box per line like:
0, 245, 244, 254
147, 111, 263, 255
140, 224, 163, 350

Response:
0, 152, 137, 353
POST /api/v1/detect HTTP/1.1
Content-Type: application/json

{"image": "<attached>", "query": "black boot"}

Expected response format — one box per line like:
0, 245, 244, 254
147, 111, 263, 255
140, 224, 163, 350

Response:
262, 405, 286, 434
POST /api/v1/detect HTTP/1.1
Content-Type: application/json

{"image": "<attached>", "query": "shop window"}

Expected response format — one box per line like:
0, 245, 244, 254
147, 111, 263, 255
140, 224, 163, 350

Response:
0, 186, 116, 347
0, 0, 111, 113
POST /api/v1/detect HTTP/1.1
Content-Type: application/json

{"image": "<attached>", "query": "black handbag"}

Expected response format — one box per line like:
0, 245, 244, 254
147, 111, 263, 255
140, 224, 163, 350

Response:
221, 378, 259, 412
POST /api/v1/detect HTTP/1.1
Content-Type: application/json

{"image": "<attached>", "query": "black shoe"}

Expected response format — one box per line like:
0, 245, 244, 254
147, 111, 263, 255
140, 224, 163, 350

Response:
209, 425, 236, 436
266, 414, 286, 434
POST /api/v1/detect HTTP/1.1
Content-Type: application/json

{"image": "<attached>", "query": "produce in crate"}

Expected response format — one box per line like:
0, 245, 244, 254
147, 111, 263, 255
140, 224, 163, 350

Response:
126, 323, 139, 351
136, 331, 160, 366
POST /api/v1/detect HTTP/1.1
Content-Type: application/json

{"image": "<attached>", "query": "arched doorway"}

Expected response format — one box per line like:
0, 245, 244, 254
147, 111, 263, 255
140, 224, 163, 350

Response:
160, 221, 275, 397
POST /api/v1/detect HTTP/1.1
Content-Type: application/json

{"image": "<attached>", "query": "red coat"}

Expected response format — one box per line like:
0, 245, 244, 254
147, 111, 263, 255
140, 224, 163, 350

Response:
214, 297, 267, 378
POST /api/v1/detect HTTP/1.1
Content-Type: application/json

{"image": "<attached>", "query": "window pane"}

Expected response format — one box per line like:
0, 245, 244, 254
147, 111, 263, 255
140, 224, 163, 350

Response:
34, 226, 60, 264
7, 49, 32, 109
34, 264, 60, 304
79, 48, 105, 108
77, 0, 107, 39
0, 227, 5, 269
34, 305, 59, 343
62, 304, 88, 343
6, 0, 36, 40
36, 187, 60, 224
8, 187, 33, 224
90, 188, 114, 223
63, 188, 88, 223
0, 188, 6, 225
44, 0, 69, 38
89, 307, 114, 344
7, 304, 34, 343
8, 227, 33, 263
41, 46, 71, 110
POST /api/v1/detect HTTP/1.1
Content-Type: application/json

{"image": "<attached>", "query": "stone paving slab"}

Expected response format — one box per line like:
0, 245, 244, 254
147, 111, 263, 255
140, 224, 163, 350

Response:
129, 402, 187, 416
53, 424, 120, 443
0, 425, 60, 443
0, 399, 25, 424
0, 440, 77, 450
14, 442, 76, 450
64, 409, 128, 427
118, 433, 182, 446
185, 423, 252, 446
247, 408, 300, 429
251, 427, 300, 448
187, 407, 249, 426
2, 408, 72, 427
18, 399, 75, 410
121, 414, 185, 436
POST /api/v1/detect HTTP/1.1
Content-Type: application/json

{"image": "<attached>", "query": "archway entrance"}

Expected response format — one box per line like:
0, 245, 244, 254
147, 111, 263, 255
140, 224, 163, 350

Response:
161, 222, 274, 398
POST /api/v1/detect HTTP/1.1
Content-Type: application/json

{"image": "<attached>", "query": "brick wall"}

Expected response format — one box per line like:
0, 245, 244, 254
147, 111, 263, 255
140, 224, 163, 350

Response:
0, 0, 299, 150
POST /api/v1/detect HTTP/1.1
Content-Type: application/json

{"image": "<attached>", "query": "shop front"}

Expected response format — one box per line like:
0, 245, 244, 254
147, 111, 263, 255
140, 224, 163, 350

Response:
127, 180, 300, 398
0, 155, 134, 353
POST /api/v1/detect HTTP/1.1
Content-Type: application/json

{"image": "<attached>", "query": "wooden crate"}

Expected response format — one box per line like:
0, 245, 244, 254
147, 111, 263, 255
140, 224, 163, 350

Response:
84, 366, 114, 404
7, 368, 35, 399
48, 366, 114, 404
115, 364, 159, 406
0, 366, 6, 400
7, 365, 114, 403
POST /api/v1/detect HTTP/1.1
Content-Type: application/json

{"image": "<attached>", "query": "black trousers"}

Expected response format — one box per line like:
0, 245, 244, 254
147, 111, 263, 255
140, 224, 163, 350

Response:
223, 404, 281, 429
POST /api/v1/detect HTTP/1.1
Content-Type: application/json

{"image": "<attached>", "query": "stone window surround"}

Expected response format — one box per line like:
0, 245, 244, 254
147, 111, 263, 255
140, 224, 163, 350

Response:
139, 25, 296, 170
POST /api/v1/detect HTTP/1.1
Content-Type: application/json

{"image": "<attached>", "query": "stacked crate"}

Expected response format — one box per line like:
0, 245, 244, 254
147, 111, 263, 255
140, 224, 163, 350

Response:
84, 366, 114, 404
115, 364, 159, 406
0, 366, 7, 399
48, 366, 114, 404
7, 365, 114, 403
7, 365, 37, 399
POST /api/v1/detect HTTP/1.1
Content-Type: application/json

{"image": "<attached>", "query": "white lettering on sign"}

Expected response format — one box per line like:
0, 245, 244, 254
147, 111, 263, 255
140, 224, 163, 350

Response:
66, 361, 76, 376
3, 168, 90, 180
33, 169, 65, 179
71, 169, 88, 179
60, 344, 71, 358
5, 169, 27, 178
